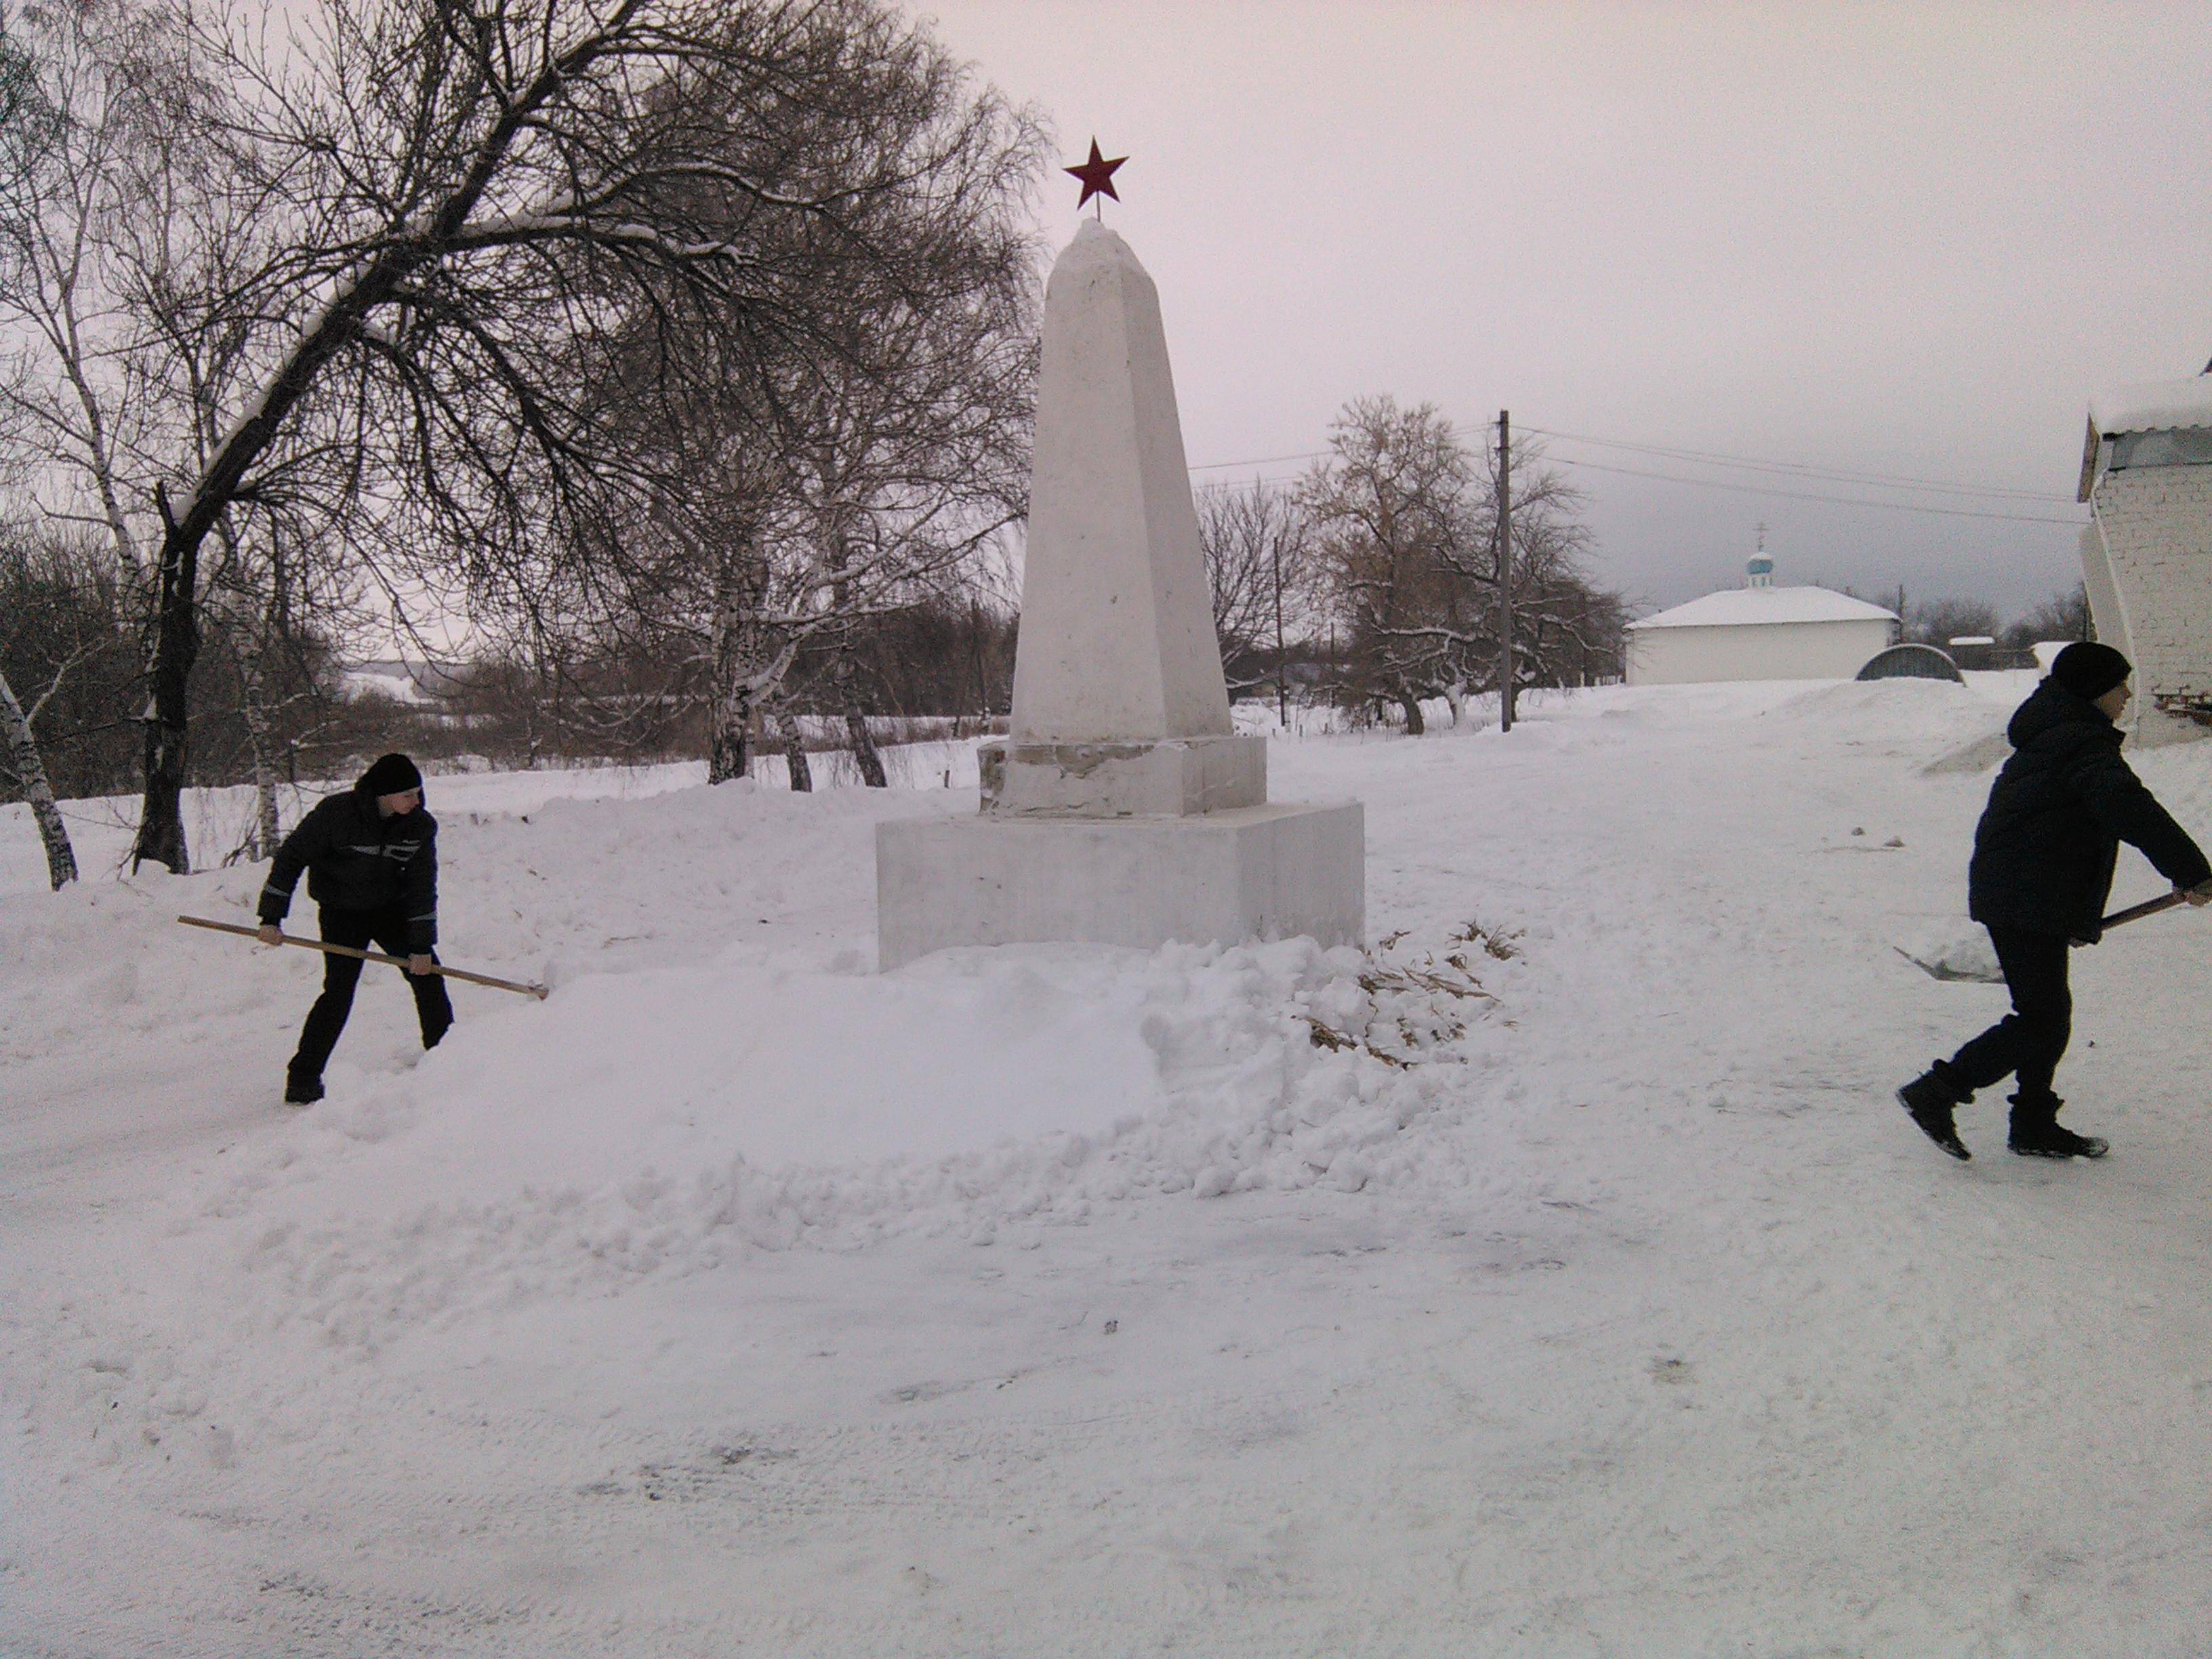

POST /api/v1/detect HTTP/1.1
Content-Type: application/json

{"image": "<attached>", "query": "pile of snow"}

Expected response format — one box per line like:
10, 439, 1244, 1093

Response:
182, 932, 1506, 1360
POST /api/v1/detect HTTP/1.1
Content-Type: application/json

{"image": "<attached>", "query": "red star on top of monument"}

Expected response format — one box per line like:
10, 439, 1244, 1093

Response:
1064, 138, 1127, 211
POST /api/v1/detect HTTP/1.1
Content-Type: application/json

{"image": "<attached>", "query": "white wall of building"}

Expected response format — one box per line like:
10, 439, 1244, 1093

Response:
2085, 464, 2212, 743
1626, 618, 1897, 686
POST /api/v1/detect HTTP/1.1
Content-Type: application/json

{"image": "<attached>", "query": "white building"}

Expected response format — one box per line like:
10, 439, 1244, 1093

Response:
1625, 556, 1899, 686
2077, 371, 2212, 743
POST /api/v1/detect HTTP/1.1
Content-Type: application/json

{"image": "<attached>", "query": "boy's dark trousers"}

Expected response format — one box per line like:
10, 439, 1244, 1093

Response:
287, 905, 454, 1088
1944, 928, 2071, 1102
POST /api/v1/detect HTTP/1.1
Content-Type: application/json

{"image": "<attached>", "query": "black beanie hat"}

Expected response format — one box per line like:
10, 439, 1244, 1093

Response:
2051, 641, 2131, 701
361, 752, 424, 796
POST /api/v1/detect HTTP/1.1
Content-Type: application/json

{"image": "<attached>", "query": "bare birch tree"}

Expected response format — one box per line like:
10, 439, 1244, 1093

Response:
0, 531, 127, 886
0, 649, 80, 887
0, 1, 185, 884
533, 25, 1042, 785
0, 0, 179, 588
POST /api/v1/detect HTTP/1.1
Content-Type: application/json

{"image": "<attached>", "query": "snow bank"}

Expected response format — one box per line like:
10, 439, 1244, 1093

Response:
167, 929, 1507, 1359
1758, 675, 2011, 765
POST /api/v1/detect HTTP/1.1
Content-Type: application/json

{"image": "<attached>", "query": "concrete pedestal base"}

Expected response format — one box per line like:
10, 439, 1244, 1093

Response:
979, 733, 1265, 817
876, 801, 1364, 969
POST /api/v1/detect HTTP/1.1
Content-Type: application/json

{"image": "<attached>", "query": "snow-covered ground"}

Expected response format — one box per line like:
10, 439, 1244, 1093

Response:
5, 674, 2212, 1656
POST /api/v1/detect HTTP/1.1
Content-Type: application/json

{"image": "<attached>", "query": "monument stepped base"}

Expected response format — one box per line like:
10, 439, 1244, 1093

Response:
876, 802, 1364, 970
981, 733, 1265, 817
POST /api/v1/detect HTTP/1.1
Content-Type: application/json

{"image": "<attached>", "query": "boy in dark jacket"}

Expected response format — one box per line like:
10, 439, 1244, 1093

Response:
256, 753, 452, 1104
1900, 643, 2211, 1160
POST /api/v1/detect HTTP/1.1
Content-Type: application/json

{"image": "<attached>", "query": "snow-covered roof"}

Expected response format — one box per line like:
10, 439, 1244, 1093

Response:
1627, 585, 1899, 630
2088, 375, 2212, 437
340, 659, 467, 704
2078, 373, 2212, 498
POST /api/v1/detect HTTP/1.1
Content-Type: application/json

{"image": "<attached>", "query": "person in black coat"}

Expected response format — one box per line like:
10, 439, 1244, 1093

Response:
255, 752, 452, 1104
1900, 643, 2212, 1160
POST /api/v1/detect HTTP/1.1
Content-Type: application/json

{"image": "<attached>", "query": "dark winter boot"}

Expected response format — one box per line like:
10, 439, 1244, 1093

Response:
283, 1074, 325, 1106
2007, 1094, 2107, 1160
1898, 1063, 1971, 1161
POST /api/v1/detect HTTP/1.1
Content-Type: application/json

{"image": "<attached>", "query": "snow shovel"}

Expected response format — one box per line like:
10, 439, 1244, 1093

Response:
1894, 891, 2191, 984
177, 914, 550, 999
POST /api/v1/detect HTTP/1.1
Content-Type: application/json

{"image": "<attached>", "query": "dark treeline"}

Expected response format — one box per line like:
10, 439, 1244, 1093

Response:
1894, 585, 2094, 667
1, 521, 1025, 796
345, 594, 1023, 775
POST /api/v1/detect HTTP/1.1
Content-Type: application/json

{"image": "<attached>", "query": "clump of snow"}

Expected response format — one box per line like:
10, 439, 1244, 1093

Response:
1893, 924, 2002, 983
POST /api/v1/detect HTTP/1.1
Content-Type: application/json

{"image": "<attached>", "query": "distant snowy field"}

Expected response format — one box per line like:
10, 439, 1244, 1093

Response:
6, 675, 2212, 1656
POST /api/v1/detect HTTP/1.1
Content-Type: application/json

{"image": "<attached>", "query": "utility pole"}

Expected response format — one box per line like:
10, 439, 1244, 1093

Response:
1272, 508, 1289, 733
969, 593, 989, 719
1496, 409, 1514, 733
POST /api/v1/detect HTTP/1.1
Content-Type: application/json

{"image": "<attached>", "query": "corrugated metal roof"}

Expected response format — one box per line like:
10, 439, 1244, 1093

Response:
2080, 375, 2212, 499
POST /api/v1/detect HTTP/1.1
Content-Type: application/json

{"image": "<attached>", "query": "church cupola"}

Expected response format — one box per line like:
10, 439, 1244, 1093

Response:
1746, 523, 1774, 588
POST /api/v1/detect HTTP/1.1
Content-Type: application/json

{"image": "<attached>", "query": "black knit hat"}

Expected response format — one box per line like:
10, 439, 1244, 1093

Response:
2051, 641, 2131, 701
360, 752, 424, 796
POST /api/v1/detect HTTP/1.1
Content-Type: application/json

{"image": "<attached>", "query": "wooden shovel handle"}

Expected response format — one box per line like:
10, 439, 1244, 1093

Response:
2100, 891, 2190, 931
178, 915, 549, 1000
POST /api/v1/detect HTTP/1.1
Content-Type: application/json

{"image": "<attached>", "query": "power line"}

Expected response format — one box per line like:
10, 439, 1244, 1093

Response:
1538, 454, 2084, 525
1192, 472, 1305, 498
1519, 424, 2075, 504
1184, 422, 2087, 524
1188, 448, 1326, 471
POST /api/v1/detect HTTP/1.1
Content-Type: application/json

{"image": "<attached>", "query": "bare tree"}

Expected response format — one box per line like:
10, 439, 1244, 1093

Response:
0, 628, 84, 888
0, 7, 89, 886
792, 313, 1036, 788
0, 0, 1042, 872
535, 26, 1043, 785
0, 0, 184, 589
1457, 430, 1616, 703
1905, 597, 2003, 649
0, 530, 130, 886
1199, 479, 1310, 715
1298, 396, 1481, 733
2003, 582, 2092, 651
0, 663, 77, 886
770, 695, 811, 791
0, 1, 343, 871
1298, 395, 1619, 733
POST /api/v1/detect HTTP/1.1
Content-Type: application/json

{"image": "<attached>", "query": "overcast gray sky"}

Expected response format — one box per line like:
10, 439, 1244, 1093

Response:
916, 1, 2210, 619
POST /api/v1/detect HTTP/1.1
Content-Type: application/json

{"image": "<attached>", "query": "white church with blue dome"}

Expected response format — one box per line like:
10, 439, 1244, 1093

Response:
1624, 549, 1900, 686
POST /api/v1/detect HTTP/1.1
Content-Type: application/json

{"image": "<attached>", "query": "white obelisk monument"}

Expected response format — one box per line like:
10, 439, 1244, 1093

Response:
875, 221, 1364, 968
